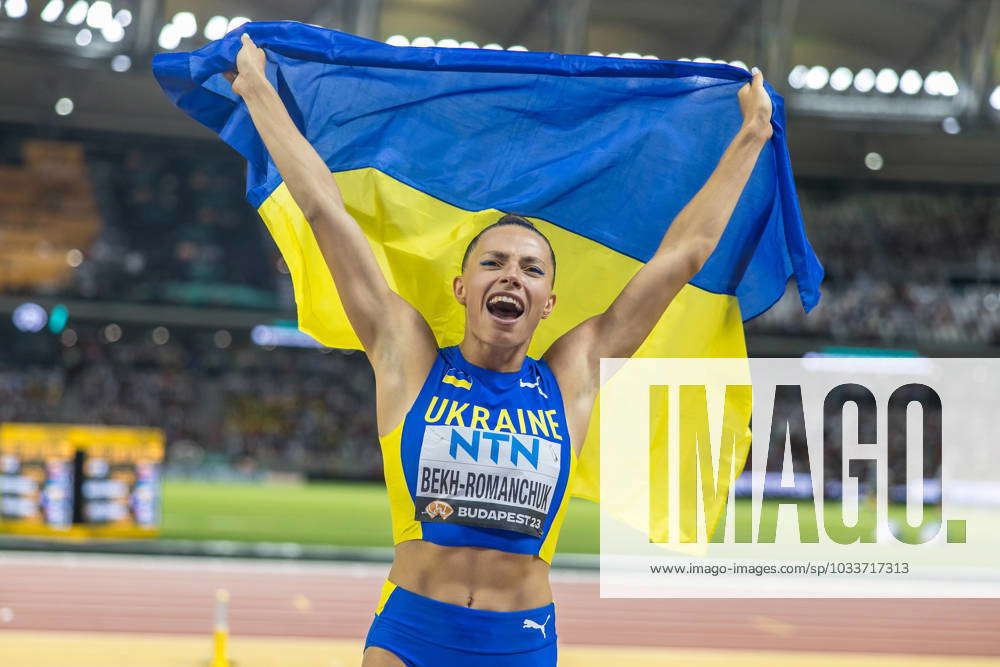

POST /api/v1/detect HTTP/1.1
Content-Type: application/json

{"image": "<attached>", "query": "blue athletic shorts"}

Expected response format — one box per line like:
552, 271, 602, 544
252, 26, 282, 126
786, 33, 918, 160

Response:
364, 580, 557, 666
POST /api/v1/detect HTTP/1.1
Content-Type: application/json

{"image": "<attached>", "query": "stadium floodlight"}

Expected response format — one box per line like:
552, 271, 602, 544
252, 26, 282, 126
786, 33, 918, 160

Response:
864, 151, 883, 171
410, 36, 435, 47
936, 71, 959, 96
158, 23, 181, 49
875, 68, 898, 93
643, 55, 659, 60
829, 67, 852, 91
110, 53, 131, 72
607, 53, 621, 58
226, 16, 249, 32
787, 64, 808, 89
805, 65, 829, 90
114, 8, 130, 26
677, 57, 692, 61
385, 34, 409, 46
507, 45, 528, 51
436, 38, 460, 48
54, 97, 74, 115
172, 11, 197, 39
923, 71, 941, 95
622, 52, 642, 59
853, 67, 876, 92
86, 1, 112, 29
482, 43, 503, 50
75, 27, 92, 46
729, 60, 748, 70
588, 51, 603, 56
459, 41, 478, 49
990, 85, 1000, 110
899, 69, 922, 95
101, 18, 123, 42
204, 15, 227, 40
942, 116, 961, 134
5, 0, 28, 18
41, 0, 65, 23
693, 56, 712, 63
65, 1, 88, 25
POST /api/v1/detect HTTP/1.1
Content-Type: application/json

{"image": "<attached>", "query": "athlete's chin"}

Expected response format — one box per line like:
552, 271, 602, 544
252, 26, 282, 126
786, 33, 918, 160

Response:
480, 317, 537, 347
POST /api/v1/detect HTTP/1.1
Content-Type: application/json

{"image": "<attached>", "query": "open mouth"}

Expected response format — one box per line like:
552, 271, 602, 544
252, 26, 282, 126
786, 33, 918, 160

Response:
486, 293, 525, 321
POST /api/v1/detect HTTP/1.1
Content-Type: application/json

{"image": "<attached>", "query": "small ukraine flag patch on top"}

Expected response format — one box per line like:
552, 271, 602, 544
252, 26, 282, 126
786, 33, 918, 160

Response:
442, 372, 472, 390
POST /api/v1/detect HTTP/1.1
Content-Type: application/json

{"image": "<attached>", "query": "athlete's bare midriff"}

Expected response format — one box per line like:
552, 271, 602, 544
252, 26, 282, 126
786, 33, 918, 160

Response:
387, 540, 552, 611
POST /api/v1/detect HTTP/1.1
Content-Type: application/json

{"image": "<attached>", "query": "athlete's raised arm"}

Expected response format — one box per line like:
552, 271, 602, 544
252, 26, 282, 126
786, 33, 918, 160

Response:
227, 34, 436, 429
545, 70, 772, 406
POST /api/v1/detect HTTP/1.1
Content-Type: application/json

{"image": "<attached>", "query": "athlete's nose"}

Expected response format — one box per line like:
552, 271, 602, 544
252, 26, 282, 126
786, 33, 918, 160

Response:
499, 268, 522, 289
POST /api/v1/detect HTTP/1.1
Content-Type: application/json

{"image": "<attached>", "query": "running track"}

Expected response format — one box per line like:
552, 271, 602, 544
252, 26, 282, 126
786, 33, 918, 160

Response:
0, 552, 998, 657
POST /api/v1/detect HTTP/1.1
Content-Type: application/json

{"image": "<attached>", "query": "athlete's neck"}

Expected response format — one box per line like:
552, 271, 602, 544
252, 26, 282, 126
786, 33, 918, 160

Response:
458, 336, 528, 373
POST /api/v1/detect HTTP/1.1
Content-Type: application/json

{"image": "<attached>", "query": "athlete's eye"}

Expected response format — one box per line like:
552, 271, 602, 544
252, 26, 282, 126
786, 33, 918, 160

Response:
480, 260, 500, 268
526, 266, 544, 275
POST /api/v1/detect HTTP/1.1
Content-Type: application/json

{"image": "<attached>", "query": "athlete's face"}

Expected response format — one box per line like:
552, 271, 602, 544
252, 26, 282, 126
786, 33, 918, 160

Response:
453, 226, 556, 348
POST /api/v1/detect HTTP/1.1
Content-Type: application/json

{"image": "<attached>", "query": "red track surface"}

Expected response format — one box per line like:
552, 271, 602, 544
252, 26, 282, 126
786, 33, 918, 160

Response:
1, 553, 998, 657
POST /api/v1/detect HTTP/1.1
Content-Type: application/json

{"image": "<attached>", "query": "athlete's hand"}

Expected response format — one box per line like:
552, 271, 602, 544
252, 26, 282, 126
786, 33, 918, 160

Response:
224, 33, 267, 98
738, 68, 773, 141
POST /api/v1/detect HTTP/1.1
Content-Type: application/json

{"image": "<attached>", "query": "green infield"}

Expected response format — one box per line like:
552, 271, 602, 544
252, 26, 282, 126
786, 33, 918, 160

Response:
161, 480, 938, 554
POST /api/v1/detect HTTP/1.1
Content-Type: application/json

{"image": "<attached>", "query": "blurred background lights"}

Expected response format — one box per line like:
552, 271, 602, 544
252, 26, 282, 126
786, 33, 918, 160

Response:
65, 248, 83, 267
60, 328, 77, 347
787, 64, 808, 89
41, 0, 64, 22
172, 11, 197, 39
204, 15, 228, 40
435, 38, 459, 48
942, 116, 961, 134
899, 69, 922, 95
151, 326, 170, 345
65, 0, 87, 25
54, 97, 74, 115
410, 36, 434, 47
385, 34, 409, 46
101, 19, 124, 42
829, 67, 852, 91
459, 41, 478, 49
507, 45, 528, 51
729, 60, 747, 70
865, 151, 884, 171
4, 0, 27, 18
75, 27, 92, 46
805, 65, 829, 90
110, 54, 131, 72
990, 85, 1000, 111
481, 43, 502, 50
48, 304, 69, 334
226, 16, 249, 32
12, 303, 47, 333
103, 323, 122, 343
853, 68, 876, 93
158, 23, 180, 49
875, 68, 899, 94
213, 329, 232, 349
113, 8, 130, 26
85, 1, 111, 29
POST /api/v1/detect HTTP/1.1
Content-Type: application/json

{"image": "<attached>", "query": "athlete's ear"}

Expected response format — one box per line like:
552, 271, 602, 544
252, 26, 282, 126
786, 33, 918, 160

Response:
540, 292, 556, 319
452, 275, 466, 306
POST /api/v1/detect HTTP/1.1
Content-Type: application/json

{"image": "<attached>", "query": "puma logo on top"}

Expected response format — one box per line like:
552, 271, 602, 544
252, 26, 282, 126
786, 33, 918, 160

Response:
522, 614, 551, 638
519, 375, 548, 399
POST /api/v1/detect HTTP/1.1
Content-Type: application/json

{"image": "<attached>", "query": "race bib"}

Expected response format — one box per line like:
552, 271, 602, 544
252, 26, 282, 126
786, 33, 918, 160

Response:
414, 425, 562, 537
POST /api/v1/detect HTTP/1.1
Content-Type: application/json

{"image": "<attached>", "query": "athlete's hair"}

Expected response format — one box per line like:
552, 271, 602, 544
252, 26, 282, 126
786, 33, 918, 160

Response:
461, 214, 556, 283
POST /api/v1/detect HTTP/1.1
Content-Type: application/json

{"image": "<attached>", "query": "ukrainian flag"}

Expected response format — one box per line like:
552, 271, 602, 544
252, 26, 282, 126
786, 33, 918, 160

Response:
153, 23, 822, 532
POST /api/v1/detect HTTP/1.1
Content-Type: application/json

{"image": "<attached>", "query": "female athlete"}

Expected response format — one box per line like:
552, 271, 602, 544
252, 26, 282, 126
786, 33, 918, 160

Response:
226, 32, 773, 667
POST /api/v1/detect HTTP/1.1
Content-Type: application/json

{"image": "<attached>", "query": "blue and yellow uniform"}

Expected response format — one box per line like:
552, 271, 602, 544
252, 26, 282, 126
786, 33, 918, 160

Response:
365, 345, 575, 665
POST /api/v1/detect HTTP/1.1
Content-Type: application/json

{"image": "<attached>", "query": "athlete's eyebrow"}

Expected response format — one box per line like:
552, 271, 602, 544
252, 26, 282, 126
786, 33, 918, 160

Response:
480, 250, 547, 266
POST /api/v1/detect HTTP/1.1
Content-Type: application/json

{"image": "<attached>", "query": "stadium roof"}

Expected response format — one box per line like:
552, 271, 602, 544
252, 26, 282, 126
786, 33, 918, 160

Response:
1, 0, 998, 184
